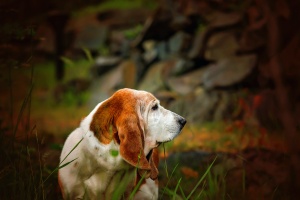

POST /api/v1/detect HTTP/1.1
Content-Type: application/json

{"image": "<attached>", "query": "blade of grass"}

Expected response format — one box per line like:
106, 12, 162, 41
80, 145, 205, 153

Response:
172, 177, 182, 200
112, 170, 135, 200
129, 171, 146, 199
163, 143, 169, 178
12, 84, 33, 140
43, 157, 78, 185
195, 181, 207, 200
160, 163, 179, 200
60, 137, 84, 165
163, 187, 176, 197
186, 156, 218, 200
34, 128, 45, 200
42, 136, 84, 184
179, 186, 187, 200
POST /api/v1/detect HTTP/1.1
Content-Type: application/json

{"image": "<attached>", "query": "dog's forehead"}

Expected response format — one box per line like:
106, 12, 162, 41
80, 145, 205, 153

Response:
134, 90, 156, 102
116, 88, 156, 103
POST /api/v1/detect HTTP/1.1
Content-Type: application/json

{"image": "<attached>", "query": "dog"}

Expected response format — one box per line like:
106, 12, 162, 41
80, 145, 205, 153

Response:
58, 88, 186, 199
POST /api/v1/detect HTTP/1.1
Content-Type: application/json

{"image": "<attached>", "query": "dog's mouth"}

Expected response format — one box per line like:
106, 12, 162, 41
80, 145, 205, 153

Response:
146, 149, 153, 161
156, 141, 162, 146
156, 139, 172, 147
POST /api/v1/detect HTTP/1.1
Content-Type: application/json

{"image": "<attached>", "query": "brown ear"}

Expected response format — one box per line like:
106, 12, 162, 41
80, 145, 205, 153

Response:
136, 148, 159, 180
149, 148, 159, 180
116, 113, 151, 172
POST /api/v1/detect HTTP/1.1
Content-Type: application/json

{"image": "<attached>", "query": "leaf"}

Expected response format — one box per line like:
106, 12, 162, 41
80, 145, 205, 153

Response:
58, 158, 78, 169
82, 47, 94, 62
181, 167, 199, 179
110, 149, 119, 157
60, 56, 74, 66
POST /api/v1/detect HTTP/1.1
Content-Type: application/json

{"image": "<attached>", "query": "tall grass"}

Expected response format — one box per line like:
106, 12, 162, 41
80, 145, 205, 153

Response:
159, 153, 223, 200
0, 63, 62, 199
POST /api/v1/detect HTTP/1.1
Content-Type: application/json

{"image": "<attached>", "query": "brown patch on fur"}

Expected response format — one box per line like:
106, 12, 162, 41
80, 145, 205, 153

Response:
73, 161, 78, 168
149, 148, 159, 180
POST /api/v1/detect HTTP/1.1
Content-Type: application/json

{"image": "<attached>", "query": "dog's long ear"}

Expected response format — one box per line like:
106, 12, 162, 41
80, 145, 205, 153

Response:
116, 112, 151, 173
149, 148, 159, 179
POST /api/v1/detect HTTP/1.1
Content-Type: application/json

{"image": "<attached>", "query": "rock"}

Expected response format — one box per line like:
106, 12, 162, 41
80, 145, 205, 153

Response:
142, 40, 158, 64
132, 3, 194, 48
120, 60, 137, 89
204, 11, 242, 28
168, 89, 216, 123
205, 31, 240, 60
168, 31, 191, 55
168, 89, 237, 124
139, 59, 203, 95
96, 8, 151, 29
188, 11, 242, 59
153, 90, 178, 107
167, 58, 194, 76
132, 7, 174, 48
109, 30, 130, 56
90, 56, 122, 77
202, 54, 257, 89
137, 61, 167, 93
187, 31, 206, 59
167, 67, 207, 95
156, 41, 168, 60
138, 58, 193, 94
88, 63, 125, 108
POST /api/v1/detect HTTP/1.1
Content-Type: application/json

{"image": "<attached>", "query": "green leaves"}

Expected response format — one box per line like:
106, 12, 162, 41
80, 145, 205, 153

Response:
110, 149, 119, 157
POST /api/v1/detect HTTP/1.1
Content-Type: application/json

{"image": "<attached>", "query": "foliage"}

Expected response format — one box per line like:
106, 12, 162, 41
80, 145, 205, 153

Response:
124, 24, 144, 40
159, 156, 222, 200
73, 0, 157, 17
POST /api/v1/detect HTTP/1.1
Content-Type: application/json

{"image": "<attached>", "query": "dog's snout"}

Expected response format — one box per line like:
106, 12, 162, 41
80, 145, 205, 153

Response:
178, 117, 186, 127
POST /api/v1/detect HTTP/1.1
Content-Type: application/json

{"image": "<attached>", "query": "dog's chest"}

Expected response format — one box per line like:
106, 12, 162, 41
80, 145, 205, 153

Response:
84, 134, 129, 171
82, 135, 135, 197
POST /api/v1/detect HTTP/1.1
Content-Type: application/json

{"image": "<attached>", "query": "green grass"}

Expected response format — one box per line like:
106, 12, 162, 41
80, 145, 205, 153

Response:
73, 0, 157, 18
159, 156, 226, 200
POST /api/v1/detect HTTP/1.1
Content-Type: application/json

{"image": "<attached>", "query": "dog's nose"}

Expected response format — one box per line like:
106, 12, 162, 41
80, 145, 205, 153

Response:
178, 117, 186, 127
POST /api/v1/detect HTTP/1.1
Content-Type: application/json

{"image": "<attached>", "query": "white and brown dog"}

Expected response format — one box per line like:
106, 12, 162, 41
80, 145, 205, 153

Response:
58, 88, 186, 199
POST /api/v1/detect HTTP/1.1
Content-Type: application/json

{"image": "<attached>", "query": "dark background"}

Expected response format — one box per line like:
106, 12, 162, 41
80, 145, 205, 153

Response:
1, 0, 300, 199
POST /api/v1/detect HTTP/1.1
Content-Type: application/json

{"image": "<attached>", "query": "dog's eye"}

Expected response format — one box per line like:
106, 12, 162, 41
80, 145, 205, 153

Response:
152, 104, 158, 111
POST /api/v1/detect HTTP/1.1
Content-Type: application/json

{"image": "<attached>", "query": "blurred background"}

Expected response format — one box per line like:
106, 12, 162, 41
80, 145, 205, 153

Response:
1, 0, 300, 199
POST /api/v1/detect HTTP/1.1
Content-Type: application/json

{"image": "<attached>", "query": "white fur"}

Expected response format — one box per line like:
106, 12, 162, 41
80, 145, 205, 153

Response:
58, 89, 185, 199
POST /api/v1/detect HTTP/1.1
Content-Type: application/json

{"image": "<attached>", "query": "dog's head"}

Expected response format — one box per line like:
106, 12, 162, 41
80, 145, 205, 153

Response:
90, 88, 186, 179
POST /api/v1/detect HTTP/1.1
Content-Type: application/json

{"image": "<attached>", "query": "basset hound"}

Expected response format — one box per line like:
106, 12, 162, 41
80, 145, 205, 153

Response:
58, 88, 186, 199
